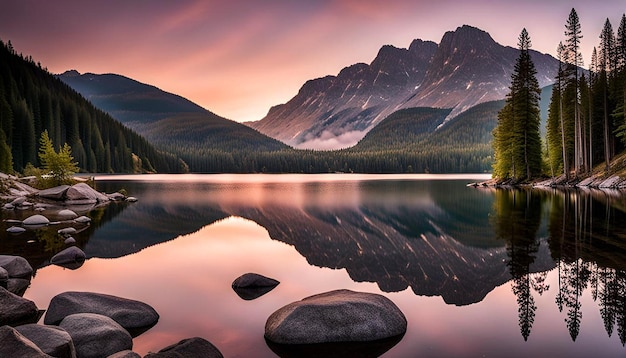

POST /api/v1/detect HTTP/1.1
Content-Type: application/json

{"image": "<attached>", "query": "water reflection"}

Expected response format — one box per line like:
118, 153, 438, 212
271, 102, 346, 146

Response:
2, 175, 626, 355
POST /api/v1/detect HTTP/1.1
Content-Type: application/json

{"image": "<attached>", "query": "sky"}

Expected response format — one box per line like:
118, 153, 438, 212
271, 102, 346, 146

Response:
1, 0, 625, 123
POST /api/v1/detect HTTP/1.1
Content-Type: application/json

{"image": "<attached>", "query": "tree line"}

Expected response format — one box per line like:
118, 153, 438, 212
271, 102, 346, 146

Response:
0, 39, 187, 174
494, 9, 626, 181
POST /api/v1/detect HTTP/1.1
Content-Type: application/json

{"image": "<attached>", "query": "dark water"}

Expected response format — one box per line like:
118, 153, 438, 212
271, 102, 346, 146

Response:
2, 174, 626, 357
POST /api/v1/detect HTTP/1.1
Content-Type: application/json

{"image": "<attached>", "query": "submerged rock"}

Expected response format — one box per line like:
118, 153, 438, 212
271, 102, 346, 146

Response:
0, 326, 51, 358
144, 337, 223, 358
265, 289, 407, 345
59, 313, 132, 358
0, 286, 40, 326
16, 323, 76, 358
45, 291, 159, 337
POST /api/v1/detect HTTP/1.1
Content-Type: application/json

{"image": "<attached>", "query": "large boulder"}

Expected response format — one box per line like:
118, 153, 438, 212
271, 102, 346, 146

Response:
44, 291, 159, 337
0, 255, 33, 279
144, 337, 223, 358
65, 183, 109, 204
0, 326, 51, 358
16, 324, 76, 358
0, 286, 40, 326
38, 185, 70, 200
23, 214, 50, 226
50, 247, 86, 270
232, 273, 280, 300
59, 313, 132, 358
265, 289, 407, 344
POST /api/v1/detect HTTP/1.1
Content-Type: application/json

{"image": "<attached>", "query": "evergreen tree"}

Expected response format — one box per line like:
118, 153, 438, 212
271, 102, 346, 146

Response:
38, 130, 79, 186
493, 29, 542, 180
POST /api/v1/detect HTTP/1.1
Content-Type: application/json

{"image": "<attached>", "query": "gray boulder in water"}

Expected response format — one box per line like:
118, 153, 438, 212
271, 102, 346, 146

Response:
144, 337, 224, 358
65, 183, 109, 204
44, 291, 159, 337
50, 247, 86, 270
265, 289, 407, 344
232, 272, 280, 300
16, 323, 76, 358
59, 313, 132, 358
22, 214, 50, 226
0, 326, 50, 358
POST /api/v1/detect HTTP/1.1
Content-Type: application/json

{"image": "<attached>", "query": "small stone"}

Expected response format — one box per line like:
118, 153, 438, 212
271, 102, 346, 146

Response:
107, 350, 141, 358
58, 209, 78, 219
125, 196, 138, 202
58, 227, 77, 236
64, 237, 77, 245
74, 215, 91, 224
6, 226, 26, 234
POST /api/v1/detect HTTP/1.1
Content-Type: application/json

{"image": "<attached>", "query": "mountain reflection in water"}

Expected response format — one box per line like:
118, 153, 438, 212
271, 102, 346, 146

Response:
2, 174, 626, 356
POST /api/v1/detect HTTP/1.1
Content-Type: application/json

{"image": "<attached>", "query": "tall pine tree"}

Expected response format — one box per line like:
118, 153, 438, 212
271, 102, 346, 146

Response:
493, 29, 542, 180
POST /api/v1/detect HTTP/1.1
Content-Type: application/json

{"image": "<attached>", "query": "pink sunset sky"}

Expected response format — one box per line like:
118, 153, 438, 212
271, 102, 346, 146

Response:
1, 0, 625, 123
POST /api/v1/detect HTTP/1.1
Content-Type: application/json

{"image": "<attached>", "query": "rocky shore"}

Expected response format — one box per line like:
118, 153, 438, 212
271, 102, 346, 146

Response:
469, 173, 626, 191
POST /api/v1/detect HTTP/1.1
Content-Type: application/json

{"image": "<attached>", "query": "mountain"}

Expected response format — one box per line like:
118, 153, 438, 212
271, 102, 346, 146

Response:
247, 25, 559, 150
0, 40, 185, 174
57, 71, 289, 172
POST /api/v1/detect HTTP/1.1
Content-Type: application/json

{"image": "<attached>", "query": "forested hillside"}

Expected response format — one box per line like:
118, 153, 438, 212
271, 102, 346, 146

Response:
0, 39, 186, 174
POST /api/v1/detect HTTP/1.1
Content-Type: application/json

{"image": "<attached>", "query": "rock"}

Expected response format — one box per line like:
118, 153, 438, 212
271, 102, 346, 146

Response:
74, 215, 91, 224
50, 247, 86, 270
0, 326, 51, 358
23, 214, 50, 226
64, 237, 77, 245
58, 227, 77, 236
108, 350, 141, 358
0, 286, 40, 326
59, 313, 132, 358
16, 324, 76, 358
0, 267, 7, 288
44, 291, 159, 337
38, 185, 70, 200
144, 337, 223, 358
0, 255, 33, 278
125, 196, 138, 202
266, 335, 405, 358
2, 203, 15, 210
57, 209, 78, 220
107, 192, 126, 201
232, 273, 280, 300
232, 272, 280, 288
7, 278, 31, 296
10, 196, 27, 206
264, 289, 407, 344
6, 226, 26, 234
65, 183, 109, 203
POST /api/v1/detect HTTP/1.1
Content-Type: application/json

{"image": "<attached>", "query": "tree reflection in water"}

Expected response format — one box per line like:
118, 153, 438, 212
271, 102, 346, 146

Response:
493, 187, 626, 344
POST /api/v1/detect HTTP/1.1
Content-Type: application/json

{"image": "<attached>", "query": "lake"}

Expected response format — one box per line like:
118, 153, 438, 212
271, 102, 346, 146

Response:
2, 174, 626, 357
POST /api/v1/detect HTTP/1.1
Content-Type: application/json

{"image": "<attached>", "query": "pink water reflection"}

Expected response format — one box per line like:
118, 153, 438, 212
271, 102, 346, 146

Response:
23, 215, 626, 357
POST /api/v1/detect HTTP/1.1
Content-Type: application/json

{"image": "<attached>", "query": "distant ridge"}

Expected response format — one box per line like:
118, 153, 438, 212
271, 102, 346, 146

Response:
247, 25, 558, 150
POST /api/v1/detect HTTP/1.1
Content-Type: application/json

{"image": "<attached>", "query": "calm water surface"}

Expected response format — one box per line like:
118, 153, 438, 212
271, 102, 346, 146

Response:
2, 174, 626, 357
